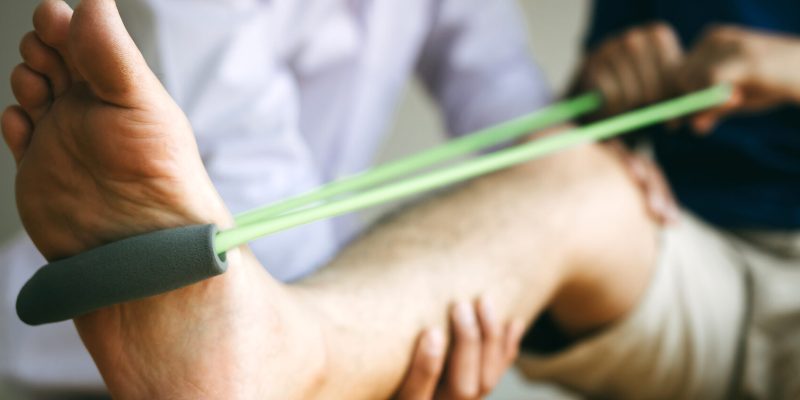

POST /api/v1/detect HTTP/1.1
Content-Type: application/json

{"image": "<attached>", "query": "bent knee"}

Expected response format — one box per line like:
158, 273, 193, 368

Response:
519, 142, 661, 335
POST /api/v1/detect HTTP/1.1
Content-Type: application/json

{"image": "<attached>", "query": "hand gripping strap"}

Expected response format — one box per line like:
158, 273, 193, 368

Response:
16, 224, 227, 326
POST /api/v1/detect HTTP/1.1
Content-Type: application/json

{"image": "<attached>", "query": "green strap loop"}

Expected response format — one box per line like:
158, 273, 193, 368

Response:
216, 85, 731, 253
16, 85, 730, 325
233, 92, 603, 226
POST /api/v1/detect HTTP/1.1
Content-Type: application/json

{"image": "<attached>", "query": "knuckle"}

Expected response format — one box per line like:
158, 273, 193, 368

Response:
648, 21, 671, 36
650, 22, 678, 46
621, 30, 641, 49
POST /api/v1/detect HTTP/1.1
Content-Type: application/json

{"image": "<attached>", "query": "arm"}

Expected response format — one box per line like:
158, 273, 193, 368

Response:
415, 0, 551, 137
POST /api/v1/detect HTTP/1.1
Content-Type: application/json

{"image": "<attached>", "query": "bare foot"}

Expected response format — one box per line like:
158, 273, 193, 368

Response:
7, 0, 230, 260
2, 1, 328, 398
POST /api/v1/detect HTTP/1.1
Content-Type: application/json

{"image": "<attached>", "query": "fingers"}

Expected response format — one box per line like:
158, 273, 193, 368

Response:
622, 29, 661, 105
439, 298, 523, 400
2, 106, 34, 166
602, 40, 641, 112
476, 297, 504, 396
680, 49, 747, 95
503, 320, 526, 363
677, 26, 754, 133
395, 329, 447, 400
584, 57, 623, 114
440, 301, 482, 400
679, 26, 748, 91
397, 299, 526, 400
581, 23, 684, 116
690, 87, 744, 134
648, 22, 684, 99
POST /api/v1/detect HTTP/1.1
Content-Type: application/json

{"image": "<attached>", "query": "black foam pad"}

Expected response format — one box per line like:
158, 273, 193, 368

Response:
16, 224, 227, 326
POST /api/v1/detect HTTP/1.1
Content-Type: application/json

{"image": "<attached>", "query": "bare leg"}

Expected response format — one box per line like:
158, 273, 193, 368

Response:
3, 0, 657, 398
300, 138, 658, 397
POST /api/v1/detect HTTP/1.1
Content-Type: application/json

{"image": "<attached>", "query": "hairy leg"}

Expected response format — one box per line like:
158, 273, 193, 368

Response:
300, 140, 658, 397
4, 0, 657, 398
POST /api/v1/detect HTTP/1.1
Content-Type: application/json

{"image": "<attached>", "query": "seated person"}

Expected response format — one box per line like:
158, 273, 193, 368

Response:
516, 0, 800, 398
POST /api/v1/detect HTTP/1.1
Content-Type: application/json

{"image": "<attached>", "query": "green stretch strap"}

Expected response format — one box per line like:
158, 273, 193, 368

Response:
234, 93, 603, 226
15, 85, 729, 326
216, 84, 731, 253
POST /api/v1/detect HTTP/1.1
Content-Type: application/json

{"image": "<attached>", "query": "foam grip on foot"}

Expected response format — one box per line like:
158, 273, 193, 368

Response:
16, 224, 227, 326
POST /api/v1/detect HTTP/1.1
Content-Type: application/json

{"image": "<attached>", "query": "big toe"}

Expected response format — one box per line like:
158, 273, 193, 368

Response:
69, 0, 159, 105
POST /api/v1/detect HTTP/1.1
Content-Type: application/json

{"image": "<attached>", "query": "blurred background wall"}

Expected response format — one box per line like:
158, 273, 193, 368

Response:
0, 0, 589, 398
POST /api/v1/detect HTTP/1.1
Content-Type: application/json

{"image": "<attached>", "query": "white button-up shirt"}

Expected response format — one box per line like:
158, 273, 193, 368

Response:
0, 0, 550, 389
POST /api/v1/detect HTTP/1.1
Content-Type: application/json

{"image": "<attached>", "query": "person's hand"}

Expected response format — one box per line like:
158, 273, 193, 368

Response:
606, 141, 679, 226
677, 26, 800, 133
579, 23, 684, 116
394, 297, 526, 400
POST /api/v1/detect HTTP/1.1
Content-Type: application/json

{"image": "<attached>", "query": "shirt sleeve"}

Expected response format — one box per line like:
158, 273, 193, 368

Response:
584, 0, 655, 50
415, 0, 552, 138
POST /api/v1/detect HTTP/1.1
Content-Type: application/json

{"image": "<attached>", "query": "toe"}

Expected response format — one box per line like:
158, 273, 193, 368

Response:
70, 0, 160, 105
33, 0, 81, 80
11, 64, 53, 121
20, 31, 72, 96
2, 106, 34, 165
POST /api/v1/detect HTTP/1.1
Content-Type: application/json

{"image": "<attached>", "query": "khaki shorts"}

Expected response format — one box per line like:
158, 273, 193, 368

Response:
517, 212, 800, 400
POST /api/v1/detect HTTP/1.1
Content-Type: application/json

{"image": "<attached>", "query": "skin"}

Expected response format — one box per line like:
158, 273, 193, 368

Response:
381, 18, 800, 400
4, 0, 659, 398
396, 297, 526, 400
579, 22, 684, 117
578, 22, 800, 133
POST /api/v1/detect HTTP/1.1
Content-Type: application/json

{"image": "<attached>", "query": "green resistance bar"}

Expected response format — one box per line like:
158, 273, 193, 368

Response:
216, 85, 731, 254
233, 93, 603, 226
